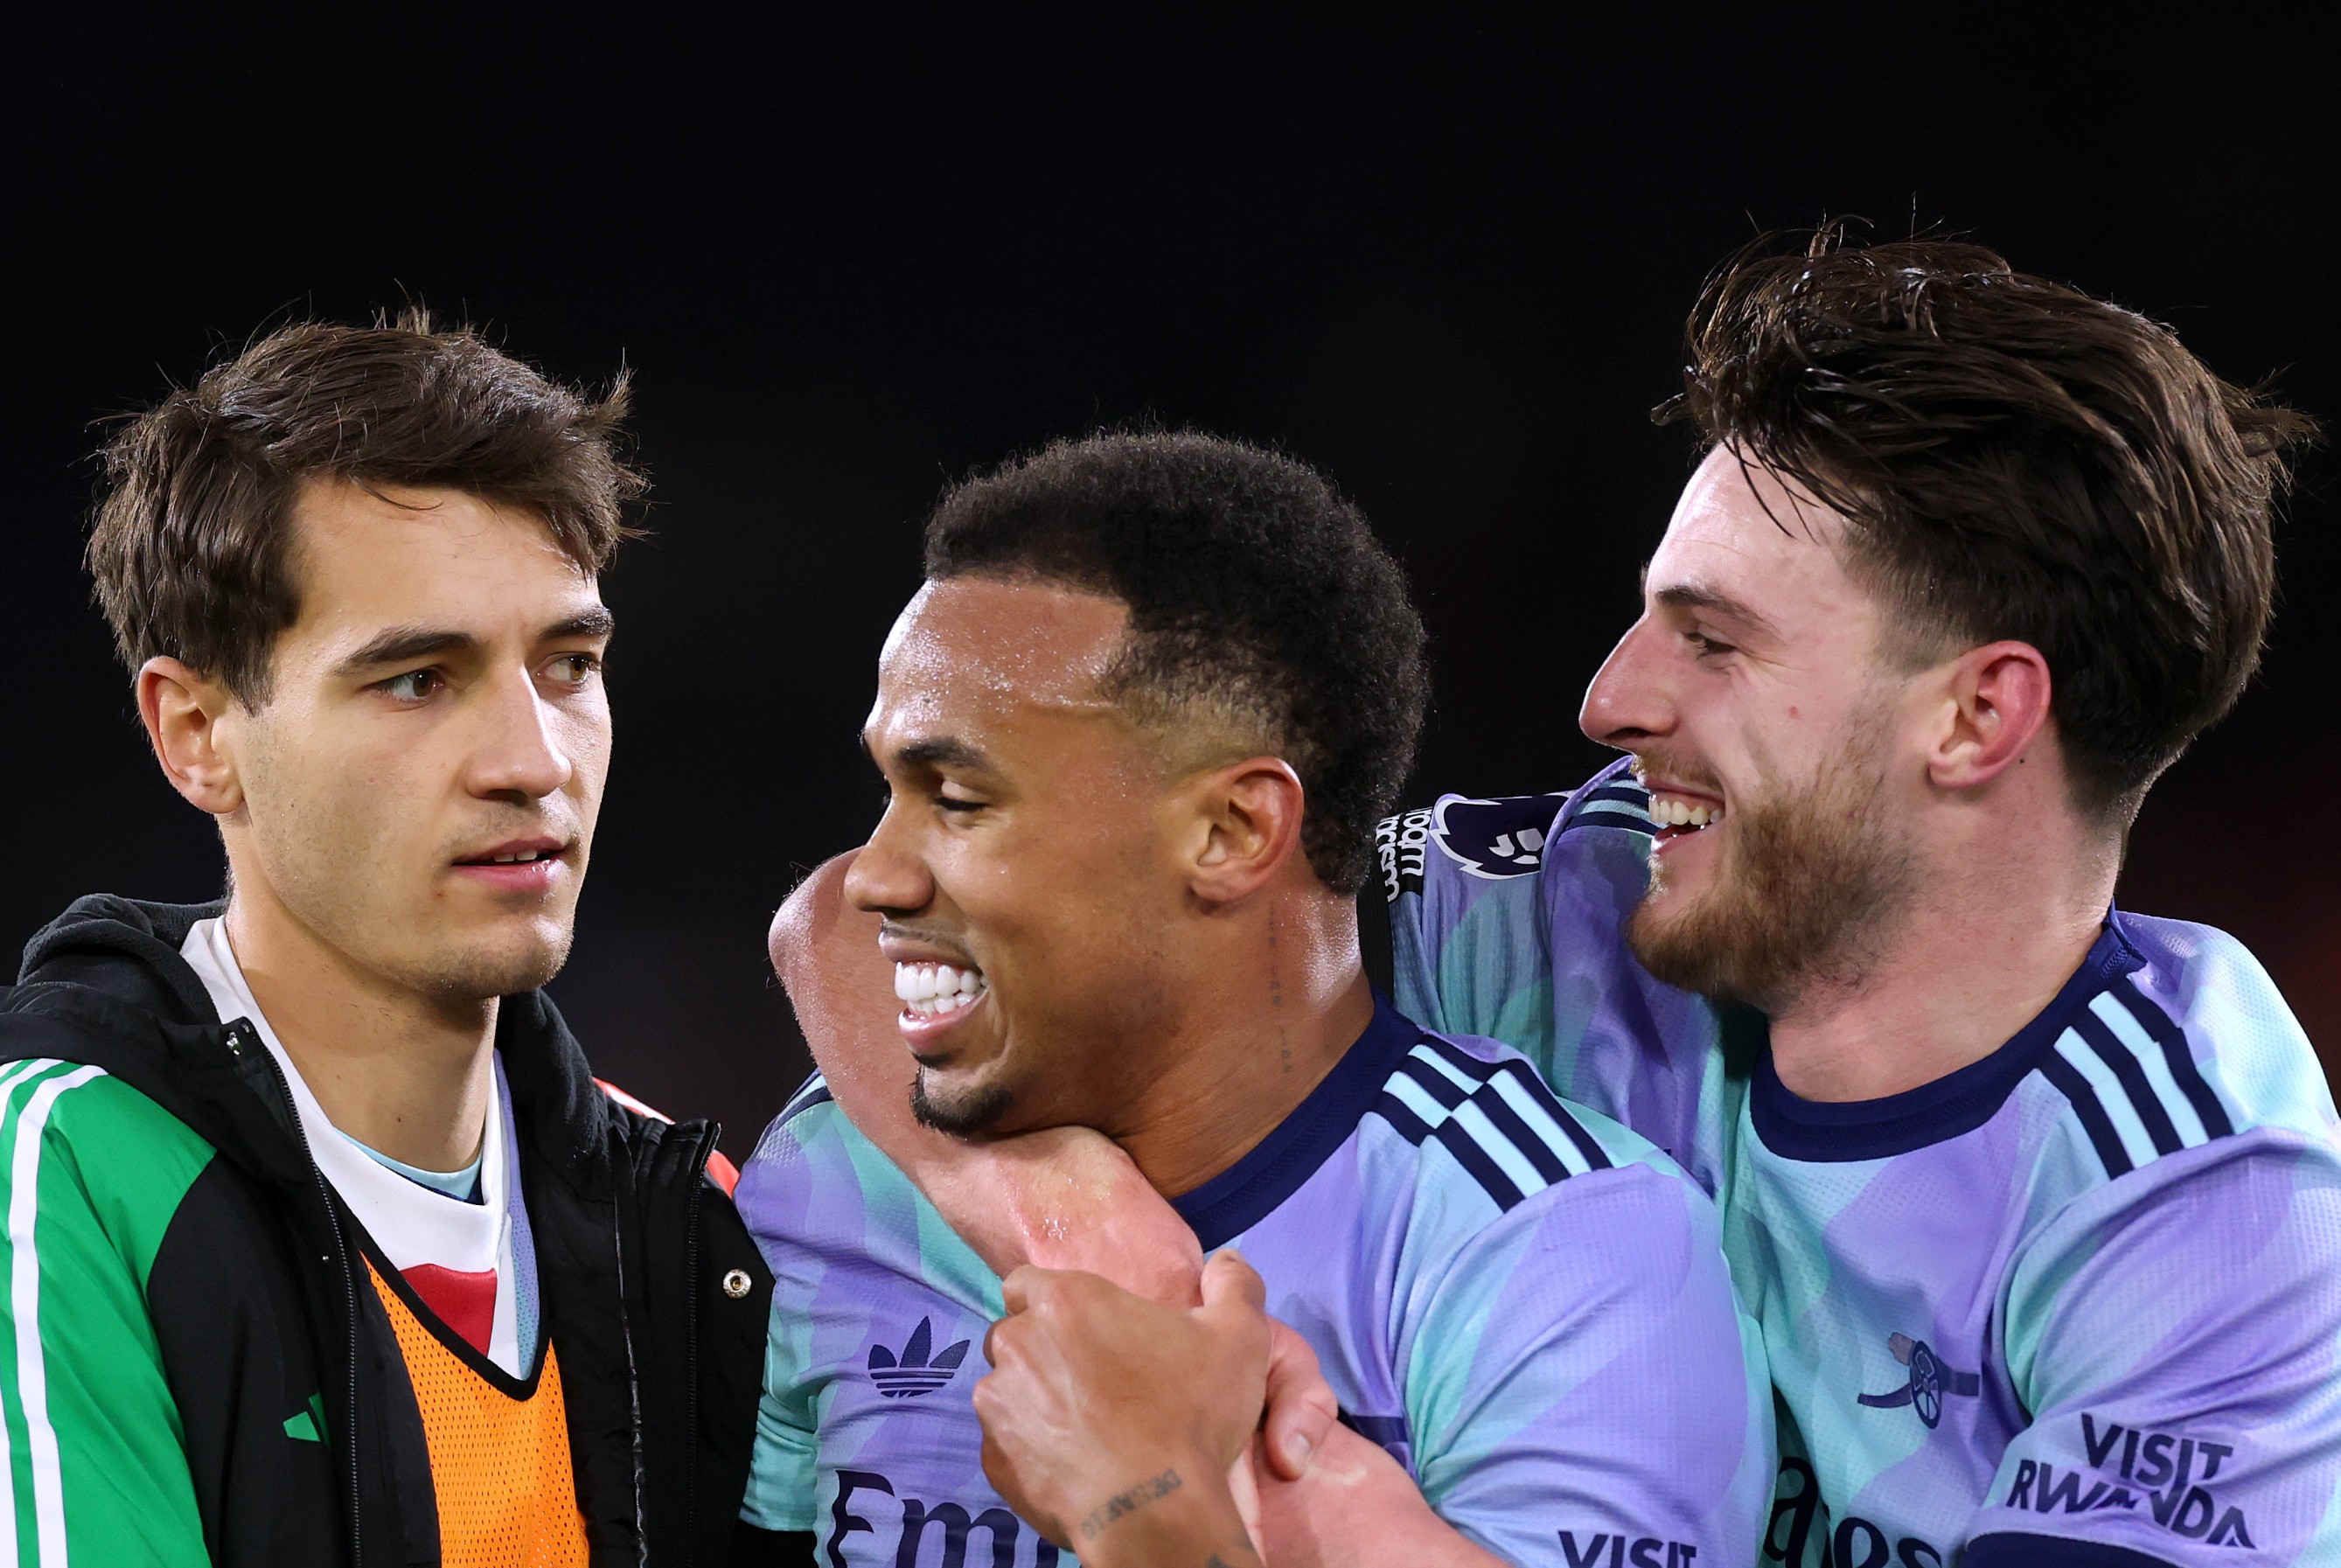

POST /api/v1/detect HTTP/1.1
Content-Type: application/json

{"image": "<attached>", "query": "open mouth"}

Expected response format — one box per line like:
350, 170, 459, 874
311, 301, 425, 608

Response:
449, 838, 569, 889
1646, 791, 1724, 845
894, 960, 988, 1020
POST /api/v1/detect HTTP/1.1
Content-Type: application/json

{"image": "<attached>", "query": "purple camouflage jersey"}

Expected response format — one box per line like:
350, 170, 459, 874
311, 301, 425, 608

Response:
1385, 759, 2341, 1568
737, 995, 1773, 1565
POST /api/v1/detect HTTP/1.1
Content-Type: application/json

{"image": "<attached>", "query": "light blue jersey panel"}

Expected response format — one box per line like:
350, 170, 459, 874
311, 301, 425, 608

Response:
1386, 762, 2341, 1568
736, 999, 1773, 1567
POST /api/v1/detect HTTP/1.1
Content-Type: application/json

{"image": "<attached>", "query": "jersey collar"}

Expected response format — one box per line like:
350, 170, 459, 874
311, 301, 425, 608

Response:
1169, 990, 1422, 1251
1749, 913, 2148, 1162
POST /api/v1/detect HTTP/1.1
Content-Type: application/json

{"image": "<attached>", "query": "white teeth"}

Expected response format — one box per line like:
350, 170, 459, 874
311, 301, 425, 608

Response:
893, 961, 988, 1014
1650, 795, 1721, 830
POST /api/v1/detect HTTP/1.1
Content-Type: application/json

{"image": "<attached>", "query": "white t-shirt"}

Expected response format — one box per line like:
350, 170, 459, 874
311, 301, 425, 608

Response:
180, 917, 540, 1377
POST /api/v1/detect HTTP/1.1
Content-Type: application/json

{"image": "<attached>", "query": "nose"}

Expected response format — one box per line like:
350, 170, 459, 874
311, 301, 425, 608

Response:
1579, 616, 1676, 750
466, 666, 576, 804
843, 798, 936, 919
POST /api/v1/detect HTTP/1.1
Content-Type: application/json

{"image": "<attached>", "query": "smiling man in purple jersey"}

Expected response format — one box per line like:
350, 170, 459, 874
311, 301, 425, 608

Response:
730, 432, 1772, 1568
1369, 237, 2338, 1568
770, 233, 2339, 1568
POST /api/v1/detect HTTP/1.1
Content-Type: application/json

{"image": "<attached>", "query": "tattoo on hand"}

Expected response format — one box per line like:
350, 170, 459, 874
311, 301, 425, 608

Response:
1077, 1467, 1183, 1541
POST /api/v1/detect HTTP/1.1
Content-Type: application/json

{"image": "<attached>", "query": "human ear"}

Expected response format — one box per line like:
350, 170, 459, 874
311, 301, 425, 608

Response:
137, 657, 247, 816
1187, 757, 1306, 906
1927, 641, 2053, 791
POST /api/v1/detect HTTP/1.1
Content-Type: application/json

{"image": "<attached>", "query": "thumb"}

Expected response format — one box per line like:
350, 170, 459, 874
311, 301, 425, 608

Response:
1198, 1248, 1267, 1314
1261, 1318, 1341, 1481
998, 1264, 1057, 1318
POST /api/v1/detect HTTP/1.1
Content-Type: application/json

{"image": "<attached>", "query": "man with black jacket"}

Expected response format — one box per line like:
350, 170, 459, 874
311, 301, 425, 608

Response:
0, 314, 771, 1565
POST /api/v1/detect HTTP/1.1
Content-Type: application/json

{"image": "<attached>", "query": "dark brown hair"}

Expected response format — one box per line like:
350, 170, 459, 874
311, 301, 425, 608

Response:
1662, 230, 2317, 818
87, 309, 643, 704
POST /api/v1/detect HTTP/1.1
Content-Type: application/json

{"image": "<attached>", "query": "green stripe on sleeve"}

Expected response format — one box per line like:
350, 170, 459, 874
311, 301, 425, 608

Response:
0, 1060, 216, 1565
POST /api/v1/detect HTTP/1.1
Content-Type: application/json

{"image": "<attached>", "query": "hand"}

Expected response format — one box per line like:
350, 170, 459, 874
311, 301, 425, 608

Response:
1243, 1321, 1504, 1568
1251, 1422, 1506, 1568
1260, 1316, 1341, 1481
976, 1251, 1272, 1565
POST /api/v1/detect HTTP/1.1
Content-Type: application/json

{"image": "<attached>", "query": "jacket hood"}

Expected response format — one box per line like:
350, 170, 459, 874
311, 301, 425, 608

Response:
4, 894, 313, 1183
17, 894, 224, 1014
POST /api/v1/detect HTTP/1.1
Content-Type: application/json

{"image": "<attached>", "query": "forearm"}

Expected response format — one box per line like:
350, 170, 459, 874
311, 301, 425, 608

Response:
1066, 1467, 1262, 1568
774, 852, 972, 1186
773, 852, 1203, 1300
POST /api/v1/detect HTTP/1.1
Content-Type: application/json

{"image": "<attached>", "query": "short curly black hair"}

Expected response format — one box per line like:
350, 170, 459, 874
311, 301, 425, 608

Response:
924, 429, 1428, 896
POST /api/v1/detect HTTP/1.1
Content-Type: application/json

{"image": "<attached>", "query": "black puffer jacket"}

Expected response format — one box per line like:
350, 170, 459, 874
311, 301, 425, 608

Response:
0, 896, 774, 1566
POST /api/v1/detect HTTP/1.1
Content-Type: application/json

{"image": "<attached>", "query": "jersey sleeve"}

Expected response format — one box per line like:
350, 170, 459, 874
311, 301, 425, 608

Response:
1382, 762, 1740, 1192
0, 1058, 217, 1566
1967, 1131, 2341, 1565
1379, 788, 1565, 1056
1400, 1153, 1774, 1567
736, 1088, 833, 1534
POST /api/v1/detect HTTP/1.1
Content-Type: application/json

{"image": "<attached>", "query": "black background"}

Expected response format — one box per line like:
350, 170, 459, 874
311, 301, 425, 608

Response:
11, 11, 2336, 1158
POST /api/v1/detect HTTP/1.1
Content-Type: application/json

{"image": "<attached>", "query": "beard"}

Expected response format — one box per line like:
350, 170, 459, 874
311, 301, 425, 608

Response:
1628, 715, 1916, 1015
910, 1072, 1018, 1138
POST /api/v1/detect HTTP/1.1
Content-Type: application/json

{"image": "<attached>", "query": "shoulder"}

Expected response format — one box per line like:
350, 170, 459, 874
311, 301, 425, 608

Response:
2019, 914, 2337, 1212
741, 1076, 855, 1174
1364, 1028, 1714, 1258
0, 1059, 215, 1178
2115, 912, 2334, 1143
0, 1060, 217, 1292
734, 1077, 947, 1260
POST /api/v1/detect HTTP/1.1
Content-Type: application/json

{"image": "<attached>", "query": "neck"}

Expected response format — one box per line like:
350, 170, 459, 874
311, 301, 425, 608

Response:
1766, 816, 2119, 1104
1108, 895, 1377, 1198
221, 883, 498, 1173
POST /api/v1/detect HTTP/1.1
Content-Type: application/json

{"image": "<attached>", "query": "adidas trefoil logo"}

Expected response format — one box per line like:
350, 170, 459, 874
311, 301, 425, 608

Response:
868, 1316, 971, 1398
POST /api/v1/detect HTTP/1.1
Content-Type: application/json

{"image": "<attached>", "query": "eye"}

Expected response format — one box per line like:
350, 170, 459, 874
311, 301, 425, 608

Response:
936, 788, 986, 815
1685, 629, 1738, 658
543, 652, 603, 687
377, 668, 444, 702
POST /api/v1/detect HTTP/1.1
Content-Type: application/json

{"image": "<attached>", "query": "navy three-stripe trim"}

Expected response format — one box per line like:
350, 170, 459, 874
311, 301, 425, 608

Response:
2035, 978, 2235, 1181
1369, 1035, 1612, 1211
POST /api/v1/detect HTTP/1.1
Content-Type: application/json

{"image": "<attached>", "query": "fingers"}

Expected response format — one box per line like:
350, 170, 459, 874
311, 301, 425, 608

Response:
998, 1263, 1067, 1318
1261, 1319, 1342, 1481
1199, 1248, 1268, 1314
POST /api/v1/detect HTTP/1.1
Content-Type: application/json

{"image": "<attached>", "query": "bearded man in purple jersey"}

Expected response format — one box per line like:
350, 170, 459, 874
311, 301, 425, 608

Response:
769, 235, 2336, 1568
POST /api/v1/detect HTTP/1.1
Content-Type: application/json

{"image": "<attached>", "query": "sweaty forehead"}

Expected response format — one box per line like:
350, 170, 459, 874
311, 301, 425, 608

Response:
870, 576, 1130, 735
1649, 448, 1869, 623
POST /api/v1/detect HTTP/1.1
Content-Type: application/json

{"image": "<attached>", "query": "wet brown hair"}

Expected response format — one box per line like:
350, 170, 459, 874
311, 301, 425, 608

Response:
87, 309, 643, 705
1662, 230, 2317, 819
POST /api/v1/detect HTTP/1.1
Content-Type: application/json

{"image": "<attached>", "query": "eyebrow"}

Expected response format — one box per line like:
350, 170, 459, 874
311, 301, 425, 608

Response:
867, 734, 994, 774
1651, 580, 1780, 642
332, 606, 617, 677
